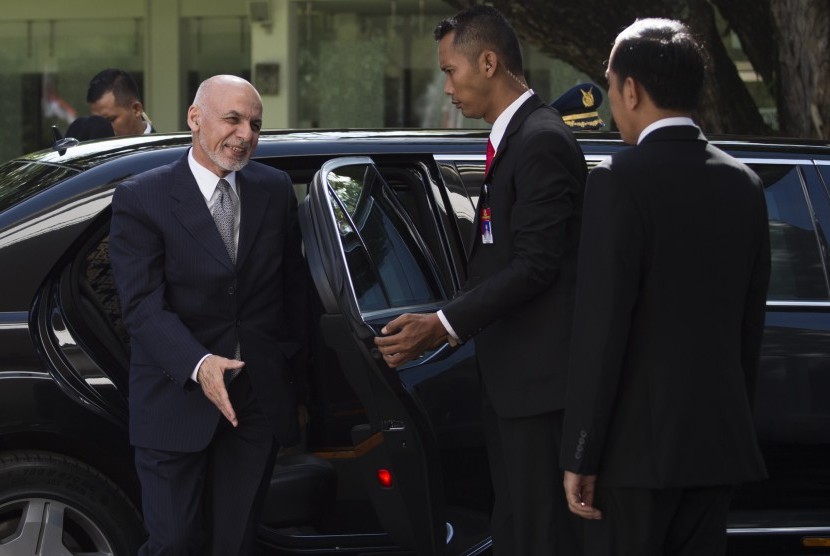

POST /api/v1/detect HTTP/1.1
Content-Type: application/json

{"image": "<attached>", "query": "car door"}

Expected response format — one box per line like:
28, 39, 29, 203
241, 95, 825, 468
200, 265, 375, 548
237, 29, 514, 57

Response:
299, 156, 454, 555
726, 157, 830, 549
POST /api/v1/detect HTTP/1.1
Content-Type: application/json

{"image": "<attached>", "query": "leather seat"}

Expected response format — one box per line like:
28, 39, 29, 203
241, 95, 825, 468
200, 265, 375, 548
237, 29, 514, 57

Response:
260, 453, 337, 527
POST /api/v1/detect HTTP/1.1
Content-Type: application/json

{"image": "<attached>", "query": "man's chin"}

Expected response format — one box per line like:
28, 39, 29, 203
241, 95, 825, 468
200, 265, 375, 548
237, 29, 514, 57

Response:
212, 154, 250, 173
460, 109, 482, 120
227, 159, 249, 172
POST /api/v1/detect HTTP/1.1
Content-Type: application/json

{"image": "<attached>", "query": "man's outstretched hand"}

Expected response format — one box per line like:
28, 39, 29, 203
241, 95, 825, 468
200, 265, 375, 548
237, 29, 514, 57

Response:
374, 313, 449, 368
197, 354, 244, 427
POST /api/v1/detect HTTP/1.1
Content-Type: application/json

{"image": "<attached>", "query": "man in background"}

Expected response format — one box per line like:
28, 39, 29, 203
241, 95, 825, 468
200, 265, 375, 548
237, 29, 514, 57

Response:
87, 68, 154, 136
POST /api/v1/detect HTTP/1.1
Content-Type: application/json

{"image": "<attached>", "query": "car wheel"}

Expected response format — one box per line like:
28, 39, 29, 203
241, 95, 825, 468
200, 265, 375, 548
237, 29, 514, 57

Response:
0, 451, 145, 555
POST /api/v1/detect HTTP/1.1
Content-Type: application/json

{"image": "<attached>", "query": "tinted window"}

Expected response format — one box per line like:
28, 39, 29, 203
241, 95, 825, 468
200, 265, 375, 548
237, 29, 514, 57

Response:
327, 163, 445, 313
754, 164, 828, 300
0, 160, 78, 212
437, 161, 475, 254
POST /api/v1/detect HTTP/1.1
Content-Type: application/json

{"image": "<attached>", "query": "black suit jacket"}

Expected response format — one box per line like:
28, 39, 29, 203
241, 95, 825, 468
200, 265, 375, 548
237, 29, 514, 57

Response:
109, 154, 307, 451
443, 94, 586, 418
561, 126, 770, 487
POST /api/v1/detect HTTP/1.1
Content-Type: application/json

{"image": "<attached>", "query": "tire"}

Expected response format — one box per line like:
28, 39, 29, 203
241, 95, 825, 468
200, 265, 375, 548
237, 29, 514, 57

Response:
0, 451, 145, 555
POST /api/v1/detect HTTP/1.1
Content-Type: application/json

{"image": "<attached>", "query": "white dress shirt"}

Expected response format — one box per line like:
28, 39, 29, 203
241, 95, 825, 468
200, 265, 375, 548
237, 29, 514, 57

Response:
188, 148, 240, 382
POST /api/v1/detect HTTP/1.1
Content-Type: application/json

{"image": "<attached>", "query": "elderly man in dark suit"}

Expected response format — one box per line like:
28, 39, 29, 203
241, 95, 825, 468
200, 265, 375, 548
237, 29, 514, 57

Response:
109, 75, 306, 555
560, 18, 770, 556
374, 5, 586, 554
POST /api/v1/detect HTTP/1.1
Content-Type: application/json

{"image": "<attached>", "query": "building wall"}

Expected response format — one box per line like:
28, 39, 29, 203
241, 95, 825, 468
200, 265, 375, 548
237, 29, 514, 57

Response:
0, 0, 598, 161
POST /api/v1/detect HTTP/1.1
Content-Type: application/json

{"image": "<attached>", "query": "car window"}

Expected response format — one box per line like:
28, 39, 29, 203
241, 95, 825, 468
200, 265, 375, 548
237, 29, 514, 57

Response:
327, 162, 445, 314
0, 160, 78, 213
455, 161, 485, 208
436, 161, 477, 258
753, 164, 828, 300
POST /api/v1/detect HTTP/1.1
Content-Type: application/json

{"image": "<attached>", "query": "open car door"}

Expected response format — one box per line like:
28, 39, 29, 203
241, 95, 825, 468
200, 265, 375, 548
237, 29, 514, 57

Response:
299, 157, 452, 555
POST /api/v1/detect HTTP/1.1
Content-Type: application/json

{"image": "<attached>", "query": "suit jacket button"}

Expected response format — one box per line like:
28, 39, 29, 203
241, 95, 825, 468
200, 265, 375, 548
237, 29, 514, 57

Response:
228, 286, 235, 295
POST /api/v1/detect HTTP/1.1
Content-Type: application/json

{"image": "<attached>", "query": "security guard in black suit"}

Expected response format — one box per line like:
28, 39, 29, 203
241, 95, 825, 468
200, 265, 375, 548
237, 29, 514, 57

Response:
375, 5, 587, 555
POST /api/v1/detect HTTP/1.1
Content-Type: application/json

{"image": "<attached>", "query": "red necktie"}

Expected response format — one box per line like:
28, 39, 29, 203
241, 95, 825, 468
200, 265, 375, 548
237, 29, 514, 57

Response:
485, 138, 495, 175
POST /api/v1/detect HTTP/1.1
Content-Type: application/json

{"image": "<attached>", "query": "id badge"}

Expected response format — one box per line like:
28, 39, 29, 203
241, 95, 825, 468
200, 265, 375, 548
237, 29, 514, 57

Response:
481, 206, 494, 244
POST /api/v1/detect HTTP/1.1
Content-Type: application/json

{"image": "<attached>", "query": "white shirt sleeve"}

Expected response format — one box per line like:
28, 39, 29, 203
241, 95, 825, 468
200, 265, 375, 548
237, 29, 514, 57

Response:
191, 353, 211, 383
437, 310, 461, 343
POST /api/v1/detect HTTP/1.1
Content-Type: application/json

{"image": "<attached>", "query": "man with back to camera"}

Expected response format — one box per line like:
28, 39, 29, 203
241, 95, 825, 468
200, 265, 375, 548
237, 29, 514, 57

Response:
374, 5, 587, 554
109, 75, 307, 555
87, 68, 154, 136
560, 18, 770, 556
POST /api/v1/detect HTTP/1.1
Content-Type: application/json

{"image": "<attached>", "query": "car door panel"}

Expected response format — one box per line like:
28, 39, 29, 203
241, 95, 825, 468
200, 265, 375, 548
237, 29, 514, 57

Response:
729, 160, 830, 539
301, 157, 451, 554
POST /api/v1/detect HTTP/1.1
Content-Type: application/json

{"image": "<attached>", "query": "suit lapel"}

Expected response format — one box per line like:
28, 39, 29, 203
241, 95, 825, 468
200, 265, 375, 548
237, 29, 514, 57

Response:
490, 94, 545, 177
170, 157, 235, 270
468, 94, 546, 260
235, 169, 269, 270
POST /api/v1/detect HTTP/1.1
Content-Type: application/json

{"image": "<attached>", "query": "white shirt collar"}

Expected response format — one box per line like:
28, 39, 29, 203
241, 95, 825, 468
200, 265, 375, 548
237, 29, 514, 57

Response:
489, 89, 534, 152
143, 121, 153, 135
187, 148, 238, 203
637, 116, 697, 144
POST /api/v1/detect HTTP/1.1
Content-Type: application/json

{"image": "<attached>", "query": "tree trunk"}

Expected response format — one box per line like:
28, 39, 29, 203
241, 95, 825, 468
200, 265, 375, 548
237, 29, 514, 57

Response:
771, 0, 830, 138
451, 0, 769, 135
711, 0, 776, 87
687, 0, 770, 134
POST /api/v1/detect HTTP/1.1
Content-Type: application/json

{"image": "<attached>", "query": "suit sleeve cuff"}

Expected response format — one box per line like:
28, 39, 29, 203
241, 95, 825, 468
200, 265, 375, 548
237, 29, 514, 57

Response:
192, 353, 211, 383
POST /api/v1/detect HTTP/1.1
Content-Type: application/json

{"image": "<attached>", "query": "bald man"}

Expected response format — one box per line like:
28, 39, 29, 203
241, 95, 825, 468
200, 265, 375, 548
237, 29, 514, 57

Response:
109, 75, 307, 555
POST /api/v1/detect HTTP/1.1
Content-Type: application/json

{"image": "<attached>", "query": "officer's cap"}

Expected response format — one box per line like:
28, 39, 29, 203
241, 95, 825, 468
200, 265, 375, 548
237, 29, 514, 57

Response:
550, 83, 604, 130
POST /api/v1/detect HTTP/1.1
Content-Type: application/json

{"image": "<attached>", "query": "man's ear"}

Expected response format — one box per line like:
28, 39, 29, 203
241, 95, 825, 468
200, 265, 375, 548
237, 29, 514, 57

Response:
131, 100, 144, 118
187, 106, 200, 131
481, 50, 497, 75
623, 76, 641, 110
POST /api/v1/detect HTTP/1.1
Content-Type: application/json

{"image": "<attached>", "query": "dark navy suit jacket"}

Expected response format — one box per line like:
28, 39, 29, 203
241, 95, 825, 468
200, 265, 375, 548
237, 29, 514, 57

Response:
109, 154, 306, 452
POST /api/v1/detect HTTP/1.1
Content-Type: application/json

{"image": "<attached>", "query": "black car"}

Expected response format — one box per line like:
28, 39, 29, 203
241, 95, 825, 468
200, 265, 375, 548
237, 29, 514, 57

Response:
0, 130, 828, 555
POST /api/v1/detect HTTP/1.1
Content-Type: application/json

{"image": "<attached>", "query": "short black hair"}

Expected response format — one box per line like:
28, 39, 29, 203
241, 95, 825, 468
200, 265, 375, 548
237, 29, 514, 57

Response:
434, 5, 524, 77
86, 68, 142, 107
66, 115, 114, 141
609, 18, 706, 112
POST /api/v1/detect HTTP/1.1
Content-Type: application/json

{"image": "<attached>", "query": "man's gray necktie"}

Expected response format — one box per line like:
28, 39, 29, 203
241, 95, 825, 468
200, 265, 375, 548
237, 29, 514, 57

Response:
211, 178, 242, 375
211, 178, 237, 264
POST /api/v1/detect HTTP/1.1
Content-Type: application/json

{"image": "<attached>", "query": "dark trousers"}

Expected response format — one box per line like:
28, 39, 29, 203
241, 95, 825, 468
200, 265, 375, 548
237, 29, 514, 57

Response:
583, 485, 734, 556
483, 397, 581, 556
135, 372, 277, 556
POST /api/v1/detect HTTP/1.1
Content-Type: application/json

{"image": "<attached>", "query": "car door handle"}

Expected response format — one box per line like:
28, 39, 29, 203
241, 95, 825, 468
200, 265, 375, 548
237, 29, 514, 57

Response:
397, 341, 457, 370
369, 340, 458, 369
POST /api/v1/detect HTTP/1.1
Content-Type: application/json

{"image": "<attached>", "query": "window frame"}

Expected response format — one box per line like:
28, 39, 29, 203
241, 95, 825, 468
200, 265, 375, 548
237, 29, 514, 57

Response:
321, 157, 449, 322
739, 158, 830, 304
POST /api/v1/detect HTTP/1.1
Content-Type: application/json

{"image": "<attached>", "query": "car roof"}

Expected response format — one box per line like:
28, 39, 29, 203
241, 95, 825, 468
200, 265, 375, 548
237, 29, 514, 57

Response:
18, 129, 830, 172
20, 130, 493, 171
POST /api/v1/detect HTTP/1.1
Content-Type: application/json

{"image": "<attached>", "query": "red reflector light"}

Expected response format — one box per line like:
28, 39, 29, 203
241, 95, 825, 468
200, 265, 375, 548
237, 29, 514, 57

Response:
377, 468, 393, 488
